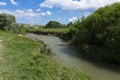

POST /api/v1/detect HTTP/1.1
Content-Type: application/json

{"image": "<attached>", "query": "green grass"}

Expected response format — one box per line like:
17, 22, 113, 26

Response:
29, 28, 69, 34
40, 28, 69, 34
0, 32, 92, 80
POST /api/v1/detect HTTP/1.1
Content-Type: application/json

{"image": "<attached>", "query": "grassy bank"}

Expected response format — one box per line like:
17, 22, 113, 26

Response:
28, 28, 72, 41
28, 28, 69, 34
0, 32, 92, 80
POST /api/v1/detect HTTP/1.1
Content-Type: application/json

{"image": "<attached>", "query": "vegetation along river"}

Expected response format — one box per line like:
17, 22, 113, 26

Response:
26, 33, 120, 80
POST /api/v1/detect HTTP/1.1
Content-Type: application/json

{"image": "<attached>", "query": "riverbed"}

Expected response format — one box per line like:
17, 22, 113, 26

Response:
26, 33, 120, 80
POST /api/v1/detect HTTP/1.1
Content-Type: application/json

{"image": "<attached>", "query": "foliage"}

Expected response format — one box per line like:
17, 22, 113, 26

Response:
69, 17, 89, 43
28, 28, 69, 34
0, 13, 16, 30
66, 22, 74, 27
69, 2, 120, 63
0, 13, 26, 34
45, 21, 63, 28
39, 28, 69, 34
4, 23, 26, 34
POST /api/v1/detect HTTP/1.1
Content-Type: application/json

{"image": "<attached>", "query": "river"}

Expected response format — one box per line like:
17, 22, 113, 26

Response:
26, 33, 120, 80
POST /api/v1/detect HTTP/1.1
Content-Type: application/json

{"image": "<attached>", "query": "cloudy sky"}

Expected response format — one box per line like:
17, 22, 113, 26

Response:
0, 0, 120, 25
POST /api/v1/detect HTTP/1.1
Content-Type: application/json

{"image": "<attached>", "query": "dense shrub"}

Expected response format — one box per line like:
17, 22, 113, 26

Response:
70, 2, 120, 63
46, 21, 63, 28
5, 23, 26, 34
0, 13, 16, 30
69, 17, 89, 44
66, 22, 74, 27
0, 13, 26, 34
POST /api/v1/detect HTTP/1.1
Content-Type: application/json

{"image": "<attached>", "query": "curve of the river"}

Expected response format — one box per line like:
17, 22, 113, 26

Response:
26, 33, 120, 80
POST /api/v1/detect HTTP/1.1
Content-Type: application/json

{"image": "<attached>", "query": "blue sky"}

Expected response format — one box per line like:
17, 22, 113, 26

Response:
0, 0, 120, 25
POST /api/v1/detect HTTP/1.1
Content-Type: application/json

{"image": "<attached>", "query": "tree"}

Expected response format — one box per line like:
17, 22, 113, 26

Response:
66, 22, 73, 27
83, 2, 120, 46
45, 21, 63, 28
0, 13, 26, 34
0, 13, 16, 30
70, 2, 120, 63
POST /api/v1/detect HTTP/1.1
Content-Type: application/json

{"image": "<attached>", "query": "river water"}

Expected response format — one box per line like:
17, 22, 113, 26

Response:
26, 33, 120, 80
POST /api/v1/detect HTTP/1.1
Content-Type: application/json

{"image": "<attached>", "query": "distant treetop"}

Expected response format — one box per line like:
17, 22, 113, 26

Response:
45, 21, 63, 28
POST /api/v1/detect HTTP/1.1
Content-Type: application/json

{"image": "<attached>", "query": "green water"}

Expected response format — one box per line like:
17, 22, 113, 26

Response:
26, 33, 120, 80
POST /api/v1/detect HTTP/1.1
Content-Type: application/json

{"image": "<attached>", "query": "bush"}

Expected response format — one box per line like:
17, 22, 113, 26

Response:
69, 17, 90, 44
0, 13, 26, 34
46, 21, 63, 28
70, 2, 120, 63
0, 13, 16, 30
66, 22, 74, 27
4, 23, 26, 34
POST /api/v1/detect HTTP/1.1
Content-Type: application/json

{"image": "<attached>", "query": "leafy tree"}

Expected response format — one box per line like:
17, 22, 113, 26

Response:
69, 17, 89, 43
66, 22, 73, 27
83, 2, 120, 46
45, 21, 63, 28
0, 13, 16, 30
70, 2, 120, 63
0, 13, 26, 34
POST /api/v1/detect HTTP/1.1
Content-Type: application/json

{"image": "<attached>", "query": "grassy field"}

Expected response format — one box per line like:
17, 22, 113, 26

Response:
28, 28, 69, 34
0, 32, 92, 80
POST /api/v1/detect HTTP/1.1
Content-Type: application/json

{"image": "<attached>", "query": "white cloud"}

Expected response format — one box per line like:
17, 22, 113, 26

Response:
10, 0, 18, 5
0, 9, 12, 14
16, 10, 24, 14
83, 11, 92, 17
0, 9, 52, 24
40, 12, 46, 16
28, 9, 33, 13
40, 0, 120, 10
36, 8, 41, 12
69, 17, 78, 22
15, 9, 52, 18
0, 2, 7, 6
46, 11, 52, 15
40, 11, 52, 16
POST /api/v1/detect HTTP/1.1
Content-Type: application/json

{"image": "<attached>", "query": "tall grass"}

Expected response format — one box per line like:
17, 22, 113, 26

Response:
28, 28, 69, 34
0, 32, 92, 80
